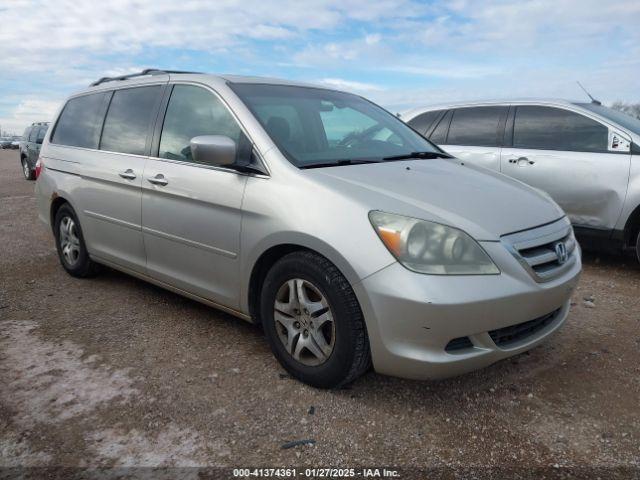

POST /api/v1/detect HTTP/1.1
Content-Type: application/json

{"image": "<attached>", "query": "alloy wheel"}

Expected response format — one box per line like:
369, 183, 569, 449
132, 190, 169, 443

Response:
59, 216, 81, 266
22, 159, 30, 179
273, 278, 336, 366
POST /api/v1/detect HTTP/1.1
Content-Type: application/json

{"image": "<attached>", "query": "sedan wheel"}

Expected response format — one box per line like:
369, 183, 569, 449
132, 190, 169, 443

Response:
274, 278, 336, 366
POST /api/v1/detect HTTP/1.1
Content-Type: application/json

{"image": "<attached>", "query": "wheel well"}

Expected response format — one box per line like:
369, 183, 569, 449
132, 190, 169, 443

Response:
50, 197, 69, 230
624, 204, 640, 247
247, 244, 313, 324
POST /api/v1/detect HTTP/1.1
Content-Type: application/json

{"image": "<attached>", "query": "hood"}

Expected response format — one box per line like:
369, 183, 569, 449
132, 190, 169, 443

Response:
306, 159, 565, 241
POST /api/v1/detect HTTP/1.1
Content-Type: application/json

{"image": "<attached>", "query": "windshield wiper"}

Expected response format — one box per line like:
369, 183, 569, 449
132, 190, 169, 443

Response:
299, 159, 382, 169
382, 151, 453, 161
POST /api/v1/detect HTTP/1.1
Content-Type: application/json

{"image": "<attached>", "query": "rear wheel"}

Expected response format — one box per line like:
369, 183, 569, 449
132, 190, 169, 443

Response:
260, 251, 371, 388
54, 204, 99, 277
21, 158, 34, 180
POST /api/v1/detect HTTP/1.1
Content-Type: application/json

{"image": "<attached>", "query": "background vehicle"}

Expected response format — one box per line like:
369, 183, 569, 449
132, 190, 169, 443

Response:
20, 122, 49, 180
10, 136, 21, 149
0, 137, 13, 149
35, 70, 580, 388
401, 100, 640, 262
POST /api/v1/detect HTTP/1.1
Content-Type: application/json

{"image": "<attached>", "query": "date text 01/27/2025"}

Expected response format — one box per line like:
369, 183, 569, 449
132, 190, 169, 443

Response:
232, 468, 400, 478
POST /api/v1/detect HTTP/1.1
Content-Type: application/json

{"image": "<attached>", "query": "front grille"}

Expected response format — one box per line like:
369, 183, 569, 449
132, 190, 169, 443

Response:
502, 218, 577, 282
489, 309, 559, 347
445, 336, 474, 352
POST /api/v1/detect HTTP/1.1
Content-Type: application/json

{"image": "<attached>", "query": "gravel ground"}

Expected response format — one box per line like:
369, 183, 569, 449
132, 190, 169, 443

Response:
1, 149, 639, 477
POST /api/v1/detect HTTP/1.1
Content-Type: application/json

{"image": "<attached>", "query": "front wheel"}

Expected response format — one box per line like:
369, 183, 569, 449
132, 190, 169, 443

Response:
21, 158, 35, 180
260, 251, 371, 388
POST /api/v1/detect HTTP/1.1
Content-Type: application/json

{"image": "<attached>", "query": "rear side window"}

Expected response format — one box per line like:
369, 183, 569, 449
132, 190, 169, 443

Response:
407, 110, 443, 135
159, 85, 242, 163
429, 110, 452, 144
100, 86, 161, 155
513, 106, 608, 152
447, 107, 505, 147
35, 126, 47, 144
28, 127, 38, 142
51, 92, 109, 149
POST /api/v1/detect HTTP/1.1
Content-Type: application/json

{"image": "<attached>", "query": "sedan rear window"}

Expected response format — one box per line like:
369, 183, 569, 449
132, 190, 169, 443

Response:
514, 106, 607, 152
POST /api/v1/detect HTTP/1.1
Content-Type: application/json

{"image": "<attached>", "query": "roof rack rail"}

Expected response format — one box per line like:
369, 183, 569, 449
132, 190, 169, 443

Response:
90, 68, 199, 87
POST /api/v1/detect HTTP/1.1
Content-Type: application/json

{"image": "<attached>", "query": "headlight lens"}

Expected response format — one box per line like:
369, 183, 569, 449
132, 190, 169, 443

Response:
369, 211, 500, 275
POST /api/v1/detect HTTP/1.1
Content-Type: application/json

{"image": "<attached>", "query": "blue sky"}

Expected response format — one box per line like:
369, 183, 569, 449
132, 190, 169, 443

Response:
0, 0, 639, 134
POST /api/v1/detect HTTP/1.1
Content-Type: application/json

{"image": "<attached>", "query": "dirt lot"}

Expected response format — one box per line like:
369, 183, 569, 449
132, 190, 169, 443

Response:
1, 149, 639, 477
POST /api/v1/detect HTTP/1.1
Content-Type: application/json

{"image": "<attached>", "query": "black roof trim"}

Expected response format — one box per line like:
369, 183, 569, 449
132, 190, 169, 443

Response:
90, 68, 200, 87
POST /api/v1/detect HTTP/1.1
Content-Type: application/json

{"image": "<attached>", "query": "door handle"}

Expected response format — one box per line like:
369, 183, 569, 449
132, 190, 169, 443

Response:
118, 169, 137, 180
148, 174, 168, 186
508, 157, 535, 166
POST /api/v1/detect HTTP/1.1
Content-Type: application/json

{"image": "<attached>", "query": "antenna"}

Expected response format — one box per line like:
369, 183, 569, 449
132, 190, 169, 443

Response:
576, 81, 601, 105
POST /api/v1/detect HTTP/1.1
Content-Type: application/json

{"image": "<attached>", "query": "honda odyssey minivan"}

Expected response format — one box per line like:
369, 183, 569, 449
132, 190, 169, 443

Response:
401, 100, 640, 263
35, 70, 581, 387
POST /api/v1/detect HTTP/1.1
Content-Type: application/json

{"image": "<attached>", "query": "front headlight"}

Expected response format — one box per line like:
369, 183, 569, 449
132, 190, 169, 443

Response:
369, 211, 500, 275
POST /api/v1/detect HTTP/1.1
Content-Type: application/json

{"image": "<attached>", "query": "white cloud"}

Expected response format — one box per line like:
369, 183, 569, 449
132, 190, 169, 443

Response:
365, 34, 382, 45
0, 99, 62, 135
388, 64, 502, 80
0, 0, 638, 132
0, 0, 422, 65
415, 0, 640, 53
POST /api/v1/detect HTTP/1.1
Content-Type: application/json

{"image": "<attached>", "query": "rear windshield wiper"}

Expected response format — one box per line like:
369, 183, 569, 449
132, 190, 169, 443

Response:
299, 159, 382, 169
382, 151, 453, 161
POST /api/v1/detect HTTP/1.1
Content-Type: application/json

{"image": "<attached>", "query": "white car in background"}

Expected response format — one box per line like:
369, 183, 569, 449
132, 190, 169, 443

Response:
401, 100, 640, 262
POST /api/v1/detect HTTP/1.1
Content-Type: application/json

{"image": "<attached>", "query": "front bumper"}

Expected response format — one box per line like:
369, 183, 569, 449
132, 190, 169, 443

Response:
353, 241, 581, 380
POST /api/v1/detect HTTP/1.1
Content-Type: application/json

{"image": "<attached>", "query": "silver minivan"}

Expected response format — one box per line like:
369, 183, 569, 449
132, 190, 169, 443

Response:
35, 70, 581, 387
401, 100, 640, 262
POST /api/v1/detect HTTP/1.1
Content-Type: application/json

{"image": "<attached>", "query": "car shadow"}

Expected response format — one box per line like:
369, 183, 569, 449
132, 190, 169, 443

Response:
580, 249, 640, 273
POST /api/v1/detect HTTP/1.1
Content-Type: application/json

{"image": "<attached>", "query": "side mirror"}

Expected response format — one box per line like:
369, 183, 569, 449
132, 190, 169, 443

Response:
190, 135, 236, 166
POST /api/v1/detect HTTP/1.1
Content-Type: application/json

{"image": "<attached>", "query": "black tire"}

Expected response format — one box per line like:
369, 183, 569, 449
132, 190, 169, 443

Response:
635, 229, 640, 264
260, 251, 371, 388
21, 158, 35, 181
53, 203, 100, 278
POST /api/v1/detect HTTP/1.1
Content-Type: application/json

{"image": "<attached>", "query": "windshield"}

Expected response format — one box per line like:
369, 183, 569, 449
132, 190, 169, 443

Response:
576, 103, 640, 135
230, 83, 440, 167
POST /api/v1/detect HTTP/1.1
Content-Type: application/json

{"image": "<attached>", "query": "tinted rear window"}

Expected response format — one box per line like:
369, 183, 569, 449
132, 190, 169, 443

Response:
577, 102, 640, 136
429, 110, 452, 144
100, 86, 161, 155
514, 106, 608, 152
36, 126, 47, 143
407, 110, 443, 135
51, 93, 109, 149
447, 107, 505, 147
